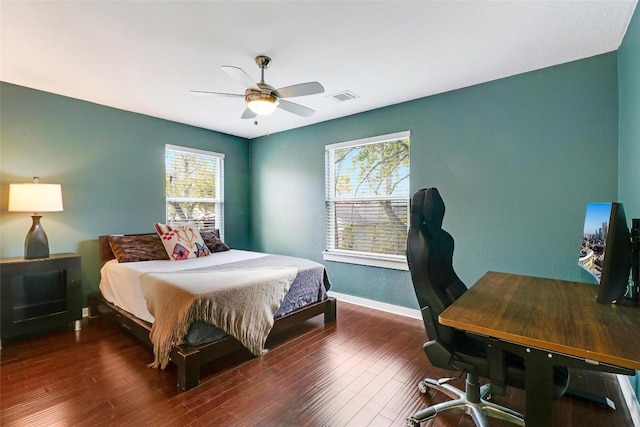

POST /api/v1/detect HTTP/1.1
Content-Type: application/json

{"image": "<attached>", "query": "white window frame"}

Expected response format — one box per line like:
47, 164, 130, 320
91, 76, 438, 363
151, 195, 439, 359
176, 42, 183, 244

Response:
165, 144, 225, 239
323, 131, 410, 270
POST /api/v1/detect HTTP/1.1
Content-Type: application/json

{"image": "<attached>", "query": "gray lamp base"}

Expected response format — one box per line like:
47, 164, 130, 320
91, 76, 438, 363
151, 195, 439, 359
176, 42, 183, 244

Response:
24, 215, 50, 259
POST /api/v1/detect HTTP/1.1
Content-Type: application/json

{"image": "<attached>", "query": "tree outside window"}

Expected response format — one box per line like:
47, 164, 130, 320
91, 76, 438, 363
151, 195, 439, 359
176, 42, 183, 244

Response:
325, 131, 410, 269
165, 145, 224, 235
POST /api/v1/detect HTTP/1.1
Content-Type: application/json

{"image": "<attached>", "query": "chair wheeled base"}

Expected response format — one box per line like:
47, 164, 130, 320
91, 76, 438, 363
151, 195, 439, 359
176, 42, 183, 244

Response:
406, 373, 524, 427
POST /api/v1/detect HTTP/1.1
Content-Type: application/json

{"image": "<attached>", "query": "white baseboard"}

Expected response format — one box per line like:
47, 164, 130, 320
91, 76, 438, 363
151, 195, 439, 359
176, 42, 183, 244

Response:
327, 291, 421, 319
618, 374, 640, 427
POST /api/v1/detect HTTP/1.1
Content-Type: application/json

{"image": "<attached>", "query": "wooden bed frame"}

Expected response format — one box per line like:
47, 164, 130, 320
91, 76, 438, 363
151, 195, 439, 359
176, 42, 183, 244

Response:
89, 234, 337, 391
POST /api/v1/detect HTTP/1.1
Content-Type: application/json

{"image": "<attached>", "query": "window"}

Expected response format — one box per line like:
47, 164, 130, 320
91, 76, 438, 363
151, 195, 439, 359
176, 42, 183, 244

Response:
165, 145, 224, 237
324, 131, 410, 270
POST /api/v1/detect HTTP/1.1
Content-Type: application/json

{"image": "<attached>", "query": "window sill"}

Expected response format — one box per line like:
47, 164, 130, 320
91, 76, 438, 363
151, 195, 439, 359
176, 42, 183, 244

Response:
322, 250, 408, 271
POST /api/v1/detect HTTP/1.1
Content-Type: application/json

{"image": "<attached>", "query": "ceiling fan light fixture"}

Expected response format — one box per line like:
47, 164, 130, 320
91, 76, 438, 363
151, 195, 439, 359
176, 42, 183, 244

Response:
194, 55, 322, 119
246, 93, 279, 115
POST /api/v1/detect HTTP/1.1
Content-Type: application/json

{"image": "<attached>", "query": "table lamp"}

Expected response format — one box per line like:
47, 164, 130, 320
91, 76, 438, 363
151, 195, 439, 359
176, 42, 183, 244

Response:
8, 177, 64, 259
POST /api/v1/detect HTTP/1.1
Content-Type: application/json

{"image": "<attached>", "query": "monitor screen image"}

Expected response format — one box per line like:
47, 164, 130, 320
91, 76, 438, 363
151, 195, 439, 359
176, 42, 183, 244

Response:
579, 202, 612, 283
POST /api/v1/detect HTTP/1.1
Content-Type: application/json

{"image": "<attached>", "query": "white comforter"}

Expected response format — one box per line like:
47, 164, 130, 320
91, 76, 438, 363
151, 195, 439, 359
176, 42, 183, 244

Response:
99, 249, 269, 323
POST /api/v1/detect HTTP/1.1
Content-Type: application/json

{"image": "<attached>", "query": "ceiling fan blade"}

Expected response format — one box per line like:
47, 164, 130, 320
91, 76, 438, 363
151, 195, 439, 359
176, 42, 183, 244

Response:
190, 90, 243, 98
241, 107, 257, 119
278, 100, 315, 117
276, 82, 324, 98
222, 66, 259, 90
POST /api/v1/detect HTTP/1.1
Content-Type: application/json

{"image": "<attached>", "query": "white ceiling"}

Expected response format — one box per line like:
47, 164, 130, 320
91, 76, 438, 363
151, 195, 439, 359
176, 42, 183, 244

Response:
1, 1, 637, 140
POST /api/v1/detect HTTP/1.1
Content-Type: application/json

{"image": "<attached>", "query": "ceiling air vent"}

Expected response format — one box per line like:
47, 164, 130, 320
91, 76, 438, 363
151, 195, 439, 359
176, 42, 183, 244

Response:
328, 90, 359, 102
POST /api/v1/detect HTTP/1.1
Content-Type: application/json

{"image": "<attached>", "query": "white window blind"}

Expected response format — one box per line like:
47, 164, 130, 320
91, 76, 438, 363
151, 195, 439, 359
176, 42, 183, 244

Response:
324, 131, 410, 270
165, 145, 224, 237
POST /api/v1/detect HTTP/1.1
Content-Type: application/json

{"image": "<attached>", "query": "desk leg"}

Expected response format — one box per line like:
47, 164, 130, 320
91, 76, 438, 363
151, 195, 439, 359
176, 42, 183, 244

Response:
524, 349, 554, 427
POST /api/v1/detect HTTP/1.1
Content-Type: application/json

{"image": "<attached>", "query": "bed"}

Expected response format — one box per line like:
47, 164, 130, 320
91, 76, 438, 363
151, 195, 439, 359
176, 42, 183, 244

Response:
89, 232, 336, 391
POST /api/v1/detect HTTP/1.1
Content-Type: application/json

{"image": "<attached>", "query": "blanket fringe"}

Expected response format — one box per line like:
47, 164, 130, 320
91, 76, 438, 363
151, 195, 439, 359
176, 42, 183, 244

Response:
151, 303, 200, 369
145, 267, 295, 369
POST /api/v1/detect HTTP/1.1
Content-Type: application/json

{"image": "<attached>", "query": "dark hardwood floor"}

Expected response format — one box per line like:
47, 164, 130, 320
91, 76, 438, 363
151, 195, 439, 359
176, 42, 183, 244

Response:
1, 301, 635, 426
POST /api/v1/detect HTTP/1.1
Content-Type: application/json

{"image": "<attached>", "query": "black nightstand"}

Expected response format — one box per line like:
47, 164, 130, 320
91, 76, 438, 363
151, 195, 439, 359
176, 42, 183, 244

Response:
0, 253, 82, 344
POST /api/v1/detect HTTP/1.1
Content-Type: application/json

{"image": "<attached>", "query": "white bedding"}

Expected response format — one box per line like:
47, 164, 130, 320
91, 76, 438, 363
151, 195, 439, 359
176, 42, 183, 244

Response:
99, 249, 269, 323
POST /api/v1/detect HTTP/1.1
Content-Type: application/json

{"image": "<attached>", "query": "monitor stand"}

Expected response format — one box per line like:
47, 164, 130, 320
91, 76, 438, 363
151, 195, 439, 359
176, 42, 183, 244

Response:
618, 218, 640, 306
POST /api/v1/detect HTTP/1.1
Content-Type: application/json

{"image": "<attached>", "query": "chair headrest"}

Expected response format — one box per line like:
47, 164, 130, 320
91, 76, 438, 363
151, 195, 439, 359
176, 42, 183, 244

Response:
411, 187, 445, 231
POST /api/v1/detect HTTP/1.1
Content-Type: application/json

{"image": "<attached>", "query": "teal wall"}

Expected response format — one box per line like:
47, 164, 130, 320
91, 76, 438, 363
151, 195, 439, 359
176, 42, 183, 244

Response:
619, 5, 640, 219
618, 3, 640, 400
0, 83, 251, 300
250, 53, 619, 309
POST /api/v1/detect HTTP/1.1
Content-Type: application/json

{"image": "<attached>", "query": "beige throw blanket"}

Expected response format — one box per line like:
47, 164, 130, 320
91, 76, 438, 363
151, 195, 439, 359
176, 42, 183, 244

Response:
140, 267, 297, 369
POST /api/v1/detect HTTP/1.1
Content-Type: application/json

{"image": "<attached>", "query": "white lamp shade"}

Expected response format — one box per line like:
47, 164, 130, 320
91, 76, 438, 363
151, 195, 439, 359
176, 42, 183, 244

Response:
8, 183, 64, 213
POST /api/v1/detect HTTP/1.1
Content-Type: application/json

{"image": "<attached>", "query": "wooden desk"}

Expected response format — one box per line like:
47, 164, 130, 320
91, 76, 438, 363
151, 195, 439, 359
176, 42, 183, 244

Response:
440, 271, 640, 427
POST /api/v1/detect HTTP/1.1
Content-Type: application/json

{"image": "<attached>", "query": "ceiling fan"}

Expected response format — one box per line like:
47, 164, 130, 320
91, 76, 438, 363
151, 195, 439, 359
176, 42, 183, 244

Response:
191, 55, 324, 119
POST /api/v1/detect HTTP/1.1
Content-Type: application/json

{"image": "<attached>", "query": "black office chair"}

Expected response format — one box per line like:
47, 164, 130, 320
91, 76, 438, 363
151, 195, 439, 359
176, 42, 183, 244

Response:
405, 188, 570, 427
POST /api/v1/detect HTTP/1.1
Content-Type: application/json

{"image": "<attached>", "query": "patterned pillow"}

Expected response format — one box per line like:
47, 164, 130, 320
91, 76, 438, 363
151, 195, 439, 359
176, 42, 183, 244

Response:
154, 223, 211, 260
108, 234, 169, 263
200, 230, 230, 253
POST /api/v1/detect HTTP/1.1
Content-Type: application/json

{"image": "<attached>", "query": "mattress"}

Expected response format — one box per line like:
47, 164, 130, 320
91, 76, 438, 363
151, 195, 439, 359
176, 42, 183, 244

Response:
99, 249, 331, 327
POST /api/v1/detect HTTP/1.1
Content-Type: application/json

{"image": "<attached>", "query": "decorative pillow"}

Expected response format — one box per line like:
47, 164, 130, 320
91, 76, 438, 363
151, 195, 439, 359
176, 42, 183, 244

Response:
154, 223, 211, 260
200, 230, 230, 253
108, 234, 169, 263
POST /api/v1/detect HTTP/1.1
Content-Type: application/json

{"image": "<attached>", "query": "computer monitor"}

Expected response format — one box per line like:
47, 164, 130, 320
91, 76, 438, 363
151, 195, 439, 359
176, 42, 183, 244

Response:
579, 202, 632, 304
